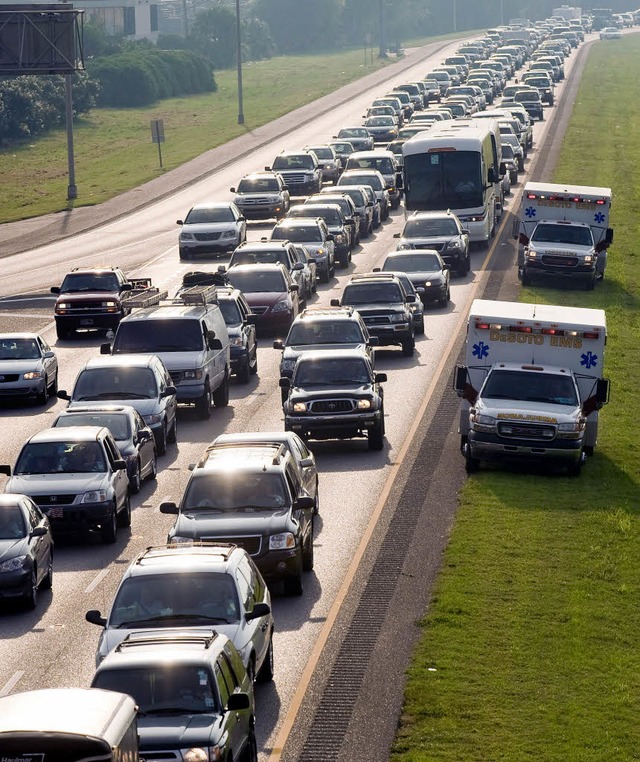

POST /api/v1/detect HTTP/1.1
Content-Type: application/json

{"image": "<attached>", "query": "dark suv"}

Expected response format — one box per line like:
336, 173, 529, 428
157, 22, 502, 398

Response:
280, 349, 387, 450
269, 151, 323, 196
91, 629, 256, 762
161, 443, 315, 595
332, 273, 415, 356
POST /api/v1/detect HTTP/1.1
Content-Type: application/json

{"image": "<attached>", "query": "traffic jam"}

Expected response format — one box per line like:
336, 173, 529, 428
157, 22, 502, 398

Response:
0, 12, 618, 762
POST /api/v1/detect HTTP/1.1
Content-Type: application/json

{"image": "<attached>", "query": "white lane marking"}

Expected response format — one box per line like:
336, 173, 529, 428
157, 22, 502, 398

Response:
0, 671, 24, 696
84, 568, 110, 594
0, 313, 54, 319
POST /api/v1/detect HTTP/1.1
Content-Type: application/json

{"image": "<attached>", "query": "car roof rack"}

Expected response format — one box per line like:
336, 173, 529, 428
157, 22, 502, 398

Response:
177, 284, 219, 306
136, 542, 238, 564
202, 441, 287, 467
116, 630, 218, 651
70, 265, 118, 272
121, 287, 168, 309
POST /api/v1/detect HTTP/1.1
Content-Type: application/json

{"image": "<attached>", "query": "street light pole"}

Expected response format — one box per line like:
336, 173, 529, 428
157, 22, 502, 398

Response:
453, 0, 457, 32
235, 0, 244, 125
378, 0, 386, 57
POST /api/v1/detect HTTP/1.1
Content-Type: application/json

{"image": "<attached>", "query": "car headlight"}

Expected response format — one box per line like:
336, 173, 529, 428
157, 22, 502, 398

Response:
558, 420, 586, 433
269, 532, 296, 550
282, 359, 296, 371
272, 299, 290, 313
584, 255, 593, 264
389, 313, 406, 323
397, 243, 411, 250
525, 249, 538, 259
55, 302, 71, 312
335, 234, 344, 243
0, 556, 28, 573
23, 371, 43, 380
230, 336, 244, 346
357, 399, 372, 409
293, 401, 307, 413
183, 748, 216, 762
183, 369, 204, 380
143, 413, 163, 425
82, 490, 108, 503
179, 232, 195, 241
223, 229, 237, 238
447, 241, 462, 250
316, 247, 325, 255
470, 412, 496, 432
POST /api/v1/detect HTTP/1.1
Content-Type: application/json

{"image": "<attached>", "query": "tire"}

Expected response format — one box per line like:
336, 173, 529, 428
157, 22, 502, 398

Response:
256, 637, 274, 683
302, 526, 314, 572
521, 268, 532, 287
101, 506, 118, 543
36, 377, 49, 405
130, 462, 141, 494
568, 455, 584, 477
50, 373, 58, 396
456, 260, 468, 277
401, 337, 415, 356
236, 360, 251, 385
313, 478, 320, 515
415, 317, 425, 336
56, 324, 72, 341
147, 452, 158, 481
586, 275, 596, 291
41, 553, 53, 590
368, 420, 385, 450
167, 414, 178, 444
320, 267, 330, 284
195, 384, 212, 419
179, 248, 190, 261
24, 569, 38, 610
250, 349, 258, 375
242, 729, 259, 762
339, 251, 350, 268
212, 372, 230, 407
438, 287, 450, 308
156, 424, 168, 456
117, 493, 131, 528
283, 556, 304, 596
465, 448, 480, 473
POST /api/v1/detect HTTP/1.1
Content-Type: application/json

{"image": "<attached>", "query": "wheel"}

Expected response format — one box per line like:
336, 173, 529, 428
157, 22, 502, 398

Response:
339, 251, 350, 268
438, 288, 450, 308
313, 478, 320, 515
368, 420, 385, 450
49, 373, 58, 396
283, 556, 304, 596
40, 553, 53, 590
117, 493, 131, 528
250, 349, 258, 375
167, 414, 178, 444
130, 462, 141, 494
212, 372, 230, 407
402, 337, 415, 356
456, 260, 468, 277
521, 268, 531, 287
568, 455, 584, 476
583, 445, 594, 457
415, 317, 425, 336
24, 569, 38, 610
465, 447, 480, 473
147, 452, 158, 481
302, 527, 314, 571
320, 267, 330, 284
195, 384, 212, 419
256, 637, 274, 683
56, 324, 72, 340
236, 360, 251, 385
156, 424, 168, 456
241, 729, 258, 762
101, 506, 118, 543
179, 248, 190, 261
586, 275, 596, 291
36, 377, 49, 405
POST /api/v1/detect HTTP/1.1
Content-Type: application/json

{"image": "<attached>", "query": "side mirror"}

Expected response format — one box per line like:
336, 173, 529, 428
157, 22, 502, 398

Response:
121, 283, 132, 291
393, 232, 401, 238
139, 430, 152, 441
208, 337, 223, 350
85, 609, 107, 627
159, 501, 179, 515
264, 166, 271, 171
330, 298, 340, 307
369, 336, 380, 347
375, 372, 387, 383
405, 294, 416, 302
0, 465, 12, 476
518, 232, 530, 246
237, 215, 245, 222
227, 693, 250, 712
113, 459, 127, 471
292, 262, 304, 271
176, 220, 184, 226
279, 378, 291, 389
246, 314, 258, 325
373, 267, 381, 272
43, 351, 55, 359
461, 228, 470, 236
57, 389, 70, 401
443, 263, 451, 270
273, 339, 284, 349
487, 167, 498, 183
31, 526, 48, 538
499, 161, 507, 175
162, 385, 177, 397
50, 286, 60, 294
326, 234, 334, 242
100, 343, 111, 355
229, 187, 236, 193
290, 283, 299, 292
295, 495, 315, 510
217, 265, 227, 273
245, 601, 271, 622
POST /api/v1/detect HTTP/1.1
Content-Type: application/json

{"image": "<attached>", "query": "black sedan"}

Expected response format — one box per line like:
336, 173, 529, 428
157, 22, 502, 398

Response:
381, 250, 450, 307
362, 116, 399, 144
0, 494, 53, 609
334, 127, 374, 152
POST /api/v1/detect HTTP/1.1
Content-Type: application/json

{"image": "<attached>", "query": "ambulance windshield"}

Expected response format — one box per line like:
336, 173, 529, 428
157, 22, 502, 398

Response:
531, 223, 593, 246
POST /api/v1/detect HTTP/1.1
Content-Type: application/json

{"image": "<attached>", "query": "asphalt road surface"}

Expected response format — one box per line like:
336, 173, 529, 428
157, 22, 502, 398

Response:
0, 32, 597, 762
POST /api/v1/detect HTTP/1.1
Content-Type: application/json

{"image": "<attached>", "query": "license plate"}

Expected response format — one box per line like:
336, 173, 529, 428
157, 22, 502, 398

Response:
80, 319, 94, 326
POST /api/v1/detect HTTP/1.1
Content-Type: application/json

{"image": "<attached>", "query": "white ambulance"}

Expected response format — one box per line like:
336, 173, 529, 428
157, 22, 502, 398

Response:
515, 182, 613, 289
454, 299, 610, 474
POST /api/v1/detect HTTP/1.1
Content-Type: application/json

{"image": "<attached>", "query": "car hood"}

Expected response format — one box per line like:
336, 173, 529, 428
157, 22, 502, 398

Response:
243, 291, 289, 307
401, 269, 446, 282
183, 222, 237, 233
344, 302, 406, 314
0, 537, 27, 562
284, 342, 367, 360
475, 397, 581, 424
56, 291, 119, 303
399, 235, 459, 247
69, 399, 162, 417
290, 382, 375, 399
528, 242, 594, 255
175, 509, 291, 536
6, 472, 108, 495
0, 360, 42, 373
138, 714, 220, 749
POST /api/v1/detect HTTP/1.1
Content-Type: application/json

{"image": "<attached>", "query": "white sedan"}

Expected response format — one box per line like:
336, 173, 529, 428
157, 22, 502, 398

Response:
600, 27, 622, 39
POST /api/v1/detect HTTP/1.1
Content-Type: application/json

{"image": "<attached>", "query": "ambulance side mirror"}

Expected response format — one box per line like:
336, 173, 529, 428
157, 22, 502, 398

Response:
605, 227, 614, 245
596, 378, 610, 406
512, 218, 520, 239
453, 365, 467, 394
518, 232, 530, 246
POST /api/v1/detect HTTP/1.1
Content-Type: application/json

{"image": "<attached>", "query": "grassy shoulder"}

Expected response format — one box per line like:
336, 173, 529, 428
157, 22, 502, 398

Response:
391, 37, 640, 761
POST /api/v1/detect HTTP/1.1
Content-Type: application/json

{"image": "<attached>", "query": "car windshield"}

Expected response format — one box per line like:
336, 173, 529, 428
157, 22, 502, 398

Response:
227, 270, 287, 293
237, 177, 279, 192
531, 223, 593, 246
342, 282, 403, 304
383, 254, 441, 272
183, 472, 289, 511
298, 207, 341, 225
481, 370, 578, 406
337, 188, 365, 207
273, 155, 314, 170
294, 357, 371, 385
366, 117, 395, 127
113, 320, 204, 353
73, 367, 158, 401
330, 143, 353, 155
287, 321, 364, 345
109, 572, 240, 628
15, 441, 108, 474
93, 666, 218, 715
184, 207, 234, 224
0, 338, 40, 360
501, 144, 515, 159
218, 299, 243, 325
231, 248, 288, 266
347, 157, 395, 174
0, 506, 26, 539
59, 273, 119, 293
54, 412, 131, 441
272, 226, 322, 243
342, 174, 383, 190
403, 218, 459, 237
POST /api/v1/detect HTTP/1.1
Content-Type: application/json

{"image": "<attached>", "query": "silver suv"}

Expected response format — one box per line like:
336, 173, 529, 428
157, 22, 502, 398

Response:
230, 171, 290, 221
270, 217, 336, 283
395, 210, 471, 276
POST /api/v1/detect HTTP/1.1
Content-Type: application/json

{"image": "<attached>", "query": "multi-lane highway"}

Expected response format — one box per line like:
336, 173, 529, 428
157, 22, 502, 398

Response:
0, 32, 595, 761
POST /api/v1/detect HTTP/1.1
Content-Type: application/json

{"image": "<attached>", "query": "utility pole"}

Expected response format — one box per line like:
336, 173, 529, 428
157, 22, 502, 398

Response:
453, 0, 457, 32
378, 0, 386, 57
236, 0, 244, 124
182, 0, 188, 37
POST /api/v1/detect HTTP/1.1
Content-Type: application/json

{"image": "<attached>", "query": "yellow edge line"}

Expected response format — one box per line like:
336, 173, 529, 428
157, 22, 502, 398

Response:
268, 215, 509, 760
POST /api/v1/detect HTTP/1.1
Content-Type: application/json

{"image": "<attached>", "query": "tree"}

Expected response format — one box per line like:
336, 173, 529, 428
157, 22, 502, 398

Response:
252, 0, 344, 54
188, 5, 237, 68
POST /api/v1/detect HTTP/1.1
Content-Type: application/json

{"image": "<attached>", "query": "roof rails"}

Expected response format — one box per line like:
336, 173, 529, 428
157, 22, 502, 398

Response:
179, 284, 218, 306
201, 441, 287, 467
121, 287, 168, 309
123, 283, 218, 310
136, 543, 238, 564
116, 630, 219, 652
70, 265, 118, 272
300, 305, 355, 317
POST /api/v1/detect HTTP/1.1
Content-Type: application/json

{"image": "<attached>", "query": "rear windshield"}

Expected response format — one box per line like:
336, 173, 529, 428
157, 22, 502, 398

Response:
73, 367, 158, 401
54, 412, 131, 440
114, 320, 204, 353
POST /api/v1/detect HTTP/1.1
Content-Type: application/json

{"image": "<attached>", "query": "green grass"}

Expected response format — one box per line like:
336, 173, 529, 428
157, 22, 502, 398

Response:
391, 36, 640, 761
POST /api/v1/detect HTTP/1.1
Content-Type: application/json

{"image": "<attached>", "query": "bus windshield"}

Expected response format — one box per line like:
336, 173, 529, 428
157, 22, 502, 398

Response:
404, 150, 483, 211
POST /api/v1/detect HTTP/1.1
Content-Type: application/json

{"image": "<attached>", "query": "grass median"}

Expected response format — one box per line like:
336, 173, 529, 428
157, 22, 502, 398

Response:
391, 36, 640, 761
